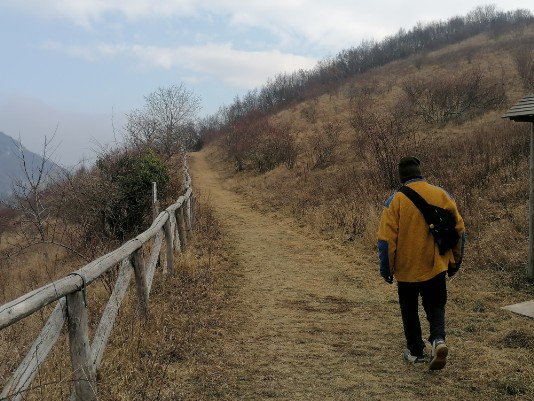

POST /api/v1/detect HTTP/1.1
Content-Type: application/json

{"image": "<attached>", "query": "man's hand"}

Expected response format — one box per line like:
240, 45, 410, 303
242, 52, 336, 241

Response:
448, 262, 460, 277
382, 274, 394, 284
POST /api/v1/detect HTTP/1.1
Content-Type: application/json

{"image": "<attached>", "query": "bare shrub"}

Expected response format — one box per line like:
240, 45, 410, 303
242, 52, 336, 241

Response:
332, 166, 387, 241
300, 99, 319, 124
346, 77, 383, 102
224, 112, 297, 173
423, 122, 528, 208
402, 67, 507, 124
0, 207, 17, 244
349, 98, 419, 189
0, 134, 95, 265
49, 164, 121, 258
7, 135, 58, 243
277, 123, 299, 170
416, 122, 529, 273
309, 119, 342, 169
250, 123, 297, 173
223, 111, 265, 171
513, 47, 534, 91
414, 55, 425, 70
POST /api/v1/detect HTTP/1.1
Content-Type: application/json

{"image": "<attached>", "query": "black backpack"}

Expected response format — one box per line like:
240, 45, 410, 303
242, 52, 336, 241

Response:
398, 186, 460, 255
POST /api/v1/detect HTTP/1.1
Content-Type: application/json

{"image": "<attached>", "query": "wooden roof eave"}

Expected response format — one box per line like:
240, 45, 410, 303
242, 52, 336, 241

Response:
502, 94, 534, 122
504, 116, 534, 122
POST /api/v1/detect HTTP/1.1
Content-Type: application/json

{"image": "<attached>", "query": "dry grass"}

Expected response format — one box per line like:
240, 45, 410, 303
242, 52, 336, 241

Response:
189, 146, 534, 400
95, 200, 241, 401
0, 197, 241, 400
194, 26, 534, 400
0, 152, 233, 400
3, 24, 534, 401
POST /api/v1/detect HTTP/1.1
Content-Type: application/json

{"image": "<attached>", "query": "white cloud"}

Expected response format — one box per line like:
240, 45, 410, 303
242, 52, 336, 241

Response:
42, 41, 97, 61
10, 0, 534, 50
26, 1, 395, 49
141, 43, 318, 87
212, 1, 534, 49
4, 0, 199, 27
44, 42, 318, 88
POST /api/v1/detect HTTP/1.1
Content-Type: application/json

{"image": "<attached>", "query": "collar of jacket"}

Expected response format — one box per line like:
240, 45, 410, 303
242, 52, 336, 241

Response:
403, 178, 425, 185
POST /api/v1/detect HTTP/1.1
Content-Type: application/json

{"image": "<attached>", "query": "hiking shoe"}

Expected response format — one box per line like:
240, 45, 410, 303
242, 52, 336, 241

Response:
429, 339, 448, 370
403, 349, 428, 364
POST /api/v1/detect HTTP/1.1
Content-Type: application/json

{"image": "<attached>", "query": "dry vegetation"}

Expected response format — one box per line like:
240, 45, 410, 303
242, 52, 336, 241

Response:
2, 11, 534, 401
218, 26, 534, 269
195, 23, 534, 400
94, 200, 240, 400
0, 196, 241, 400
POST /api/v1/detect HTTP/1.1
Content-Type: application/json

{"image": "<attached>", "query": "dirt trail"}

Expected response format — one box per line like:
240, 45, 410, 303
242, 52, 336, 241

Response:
187, 149, 443, 400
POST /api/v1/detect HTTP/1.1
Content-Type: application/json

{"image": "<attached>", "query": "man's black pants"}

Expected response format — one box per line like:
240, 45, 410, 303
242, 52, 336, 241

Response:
397, 272, 447, 356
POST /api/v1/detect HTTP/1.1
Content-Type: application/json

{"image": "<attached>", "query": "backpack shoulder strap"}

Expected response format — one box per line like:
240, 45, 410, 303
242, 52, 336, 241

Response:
398, 186, 432, 223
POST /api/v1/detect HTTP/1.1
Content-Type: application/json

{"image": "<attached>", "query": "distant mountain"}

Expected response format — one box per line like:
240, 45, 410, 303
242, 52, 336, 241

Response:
0, 131, 59, 200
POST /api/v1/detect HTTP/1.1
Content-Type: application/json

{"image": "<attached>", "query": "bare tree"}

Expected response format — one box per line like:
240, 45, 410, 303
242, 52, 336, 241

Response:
125, 84, 202, 156
10, 134, 56, 241
401, 67, 506, 125
349, 99, 419, 189
125, 109, 159, 150
1, 133, 88, 261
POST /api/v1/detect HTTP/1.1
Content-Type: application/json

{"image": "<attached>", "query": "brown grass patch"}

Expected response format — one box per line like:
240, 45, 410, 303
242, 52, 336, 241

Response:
0, 197, 241, 400
196, 24, 534, 400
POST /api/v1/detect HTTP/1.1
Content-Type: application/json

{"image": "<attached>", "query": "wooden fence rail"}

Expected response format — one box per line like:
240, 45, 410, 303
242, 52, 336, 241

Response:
0, 156, 195, 401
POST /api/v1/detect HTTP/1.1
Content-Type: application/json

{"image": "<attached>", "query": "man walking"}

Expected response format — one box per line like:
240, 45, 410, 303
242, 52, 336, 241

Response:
377, 156, 465, 370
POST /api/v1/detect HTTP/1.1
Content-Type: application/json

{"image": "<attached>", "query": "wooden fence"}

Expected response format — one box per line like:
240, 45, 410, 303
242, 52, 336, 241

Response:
0, 157, 196, 401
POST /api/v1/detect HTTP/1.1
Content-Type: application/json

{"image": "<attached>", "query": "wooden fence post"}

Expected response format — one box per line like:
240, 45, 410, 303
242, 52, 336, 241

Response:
184, 197, 193, 240
152, 182, 159, 220
163, 216, 174, 275
67, 290, 97, 401
529, 122, 534, 279
91, 259, 132, 371
171, 211, 181, 252
131, 248, 149, 318
177, 206, 188, 250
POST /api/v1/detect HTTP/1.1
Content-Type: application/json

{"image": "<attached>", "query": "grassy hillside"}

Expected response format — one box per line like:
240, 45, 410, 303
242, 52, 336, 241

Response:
184, 22, 534, 398
209, 24, 534, 282
2, 10, 534, 401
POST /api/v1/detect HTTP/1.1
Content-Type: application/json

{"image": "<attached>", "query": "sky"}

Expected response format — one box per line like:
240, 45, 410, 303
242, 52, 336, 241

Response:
1, 1, 533, 167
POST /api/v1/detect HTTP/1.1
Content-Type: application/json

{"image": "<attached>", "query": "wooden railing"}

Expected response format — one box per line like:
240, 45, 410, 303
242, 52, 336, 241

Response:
0, 156, 196, 401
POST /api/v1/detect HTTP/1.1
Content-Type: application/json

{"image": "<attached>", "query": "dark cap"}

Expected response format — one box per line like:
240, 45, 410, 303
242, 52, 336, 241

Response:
399, 156, 422, 183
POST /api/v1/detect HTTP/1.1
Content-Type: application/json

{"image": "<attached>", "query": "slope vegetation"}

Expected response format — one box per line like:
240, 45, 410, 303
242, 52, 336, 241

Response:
185, 146, 534, 400
193, 19, 534, 400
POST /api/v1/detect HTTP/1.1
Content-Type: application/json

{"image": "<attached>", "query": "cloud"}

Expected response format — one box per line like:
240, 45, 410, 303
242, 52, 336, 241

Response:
134, 43, 318, 87
5, 1, 393, 49
44, 42, 318, 88
4, 0, 199, 27
7, 1, 534, 52
0, 2, 480, 49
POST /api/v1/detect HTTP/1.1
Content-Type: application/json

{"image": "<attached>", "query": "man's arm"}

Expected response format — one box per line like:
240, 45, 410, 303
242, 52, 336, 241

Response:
377, 194, 399, 283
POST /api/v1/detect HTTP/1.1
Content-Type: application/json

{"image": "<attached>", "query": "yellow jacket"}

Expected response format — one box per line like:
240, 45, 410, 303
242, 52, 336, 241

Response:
378, 179, 465, 283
